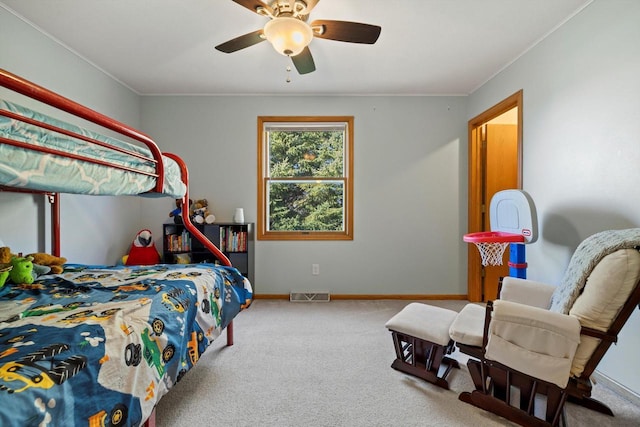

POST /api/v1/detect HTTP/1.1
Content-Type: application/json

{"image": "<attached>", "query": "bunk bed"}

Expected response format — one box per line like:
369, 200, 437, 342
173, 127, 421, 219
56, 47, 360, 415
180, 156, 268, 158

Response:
0, 69, 253, 427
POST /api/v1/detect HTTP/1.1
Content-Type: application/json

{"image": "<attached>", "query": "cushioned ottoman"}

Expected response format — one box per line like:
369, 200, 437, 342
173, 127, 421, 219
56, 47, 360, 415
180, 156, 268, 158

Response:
385, 302, 460, 389
449, 303, 486, 348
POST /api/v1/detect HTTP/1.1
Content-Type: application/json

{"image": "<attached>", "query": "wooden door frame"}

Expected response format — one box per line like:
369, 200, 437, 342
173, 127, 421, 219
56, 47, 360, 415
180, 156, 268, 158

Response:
467, 90, 523, 302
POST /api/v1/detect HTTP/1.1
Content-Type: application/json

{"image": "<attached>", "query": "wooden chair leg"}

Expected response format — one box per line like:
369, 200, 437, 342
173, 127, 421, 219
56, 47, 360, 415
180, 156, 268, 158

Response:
466, 359, 484, 391
389, 331, 459, 389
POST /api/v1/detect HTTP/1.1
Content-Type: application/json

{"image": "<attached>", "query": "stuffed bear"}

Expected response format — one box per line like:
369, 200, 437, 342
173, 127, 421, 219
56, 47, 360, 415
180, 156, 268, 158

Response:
0, 246, 11, 264
191, 199, 216, 224
27, 252, 67, 274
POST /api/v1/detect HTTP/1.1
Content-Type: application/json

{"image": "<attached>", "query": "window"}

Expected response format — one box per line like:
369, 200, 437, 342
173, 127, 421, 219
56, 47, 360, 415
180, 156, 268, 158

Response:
258, 116, 353, 240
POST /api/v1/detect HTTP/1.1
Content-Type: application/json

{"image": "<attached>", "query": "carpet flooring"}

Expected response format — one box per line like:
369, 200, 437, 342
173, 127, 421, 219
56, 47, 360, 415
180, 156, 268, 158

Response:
155, 300, 640, 426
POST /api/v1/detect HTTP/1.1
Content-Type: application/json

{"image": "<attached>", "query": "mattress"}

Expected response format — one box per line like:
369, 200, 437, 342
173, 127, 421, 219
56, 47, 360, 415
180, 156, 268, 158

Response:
0, 99, 186, 197
0, 263, 252, 426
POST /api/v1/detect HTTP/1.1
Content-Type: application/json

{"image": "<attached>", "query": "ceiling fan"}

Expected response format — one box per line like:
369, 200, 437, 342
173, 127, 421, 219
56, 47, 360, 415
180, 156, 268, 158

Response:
215, 0, 382, 75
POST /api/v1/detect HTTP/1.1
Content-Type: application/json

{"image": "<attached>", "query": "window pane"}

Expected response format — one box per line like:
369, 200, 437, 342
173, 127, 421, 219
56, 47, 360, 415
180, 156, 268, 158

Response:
267, 180, 344, 231
258, 116, 353, 240
268, 130, 344, 178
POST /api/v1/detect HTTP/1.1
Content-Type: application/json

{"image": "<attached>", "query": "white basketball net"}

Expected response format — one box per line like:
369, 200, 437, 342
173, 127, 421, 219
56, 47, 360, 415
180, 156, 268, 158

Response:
474, 242, 510, 266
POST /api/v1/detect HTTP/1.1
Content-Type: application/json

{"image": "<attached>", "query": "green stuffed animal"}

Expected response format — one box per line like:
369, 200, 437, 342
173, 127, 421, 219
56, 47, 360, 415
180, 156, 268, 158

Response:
9, 256, 35, 285
0, 264, 12, 288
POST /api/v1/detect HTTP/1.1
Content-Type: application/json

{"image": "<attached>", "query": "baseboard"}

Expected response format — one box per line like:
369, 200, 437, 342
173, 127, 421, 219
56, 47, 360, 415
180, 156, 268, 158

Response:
254, 294, 468, 300
592, 370, 640, 405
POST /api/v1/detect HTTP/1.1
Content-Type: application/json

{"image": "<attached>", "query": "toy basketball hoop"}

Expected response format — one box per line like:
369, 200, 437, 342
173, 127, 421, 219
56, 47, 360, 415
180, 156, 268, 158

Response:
465, 190, 538, 276
464, 231, 524, 266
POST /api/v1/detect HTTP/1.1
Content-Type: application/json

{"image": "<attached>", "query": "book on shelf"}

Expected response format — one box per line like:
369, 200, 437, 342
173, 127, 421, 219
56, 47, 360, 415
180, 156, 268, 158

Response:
219, 226, 248, 252
166, 229, 191, 252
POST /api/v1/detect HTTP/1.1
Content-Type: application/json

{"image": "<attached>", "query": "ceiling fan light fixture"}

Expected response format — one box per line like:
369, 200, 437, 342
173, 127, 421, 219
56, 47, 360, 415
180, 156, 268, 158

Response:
264, 17, 313, 57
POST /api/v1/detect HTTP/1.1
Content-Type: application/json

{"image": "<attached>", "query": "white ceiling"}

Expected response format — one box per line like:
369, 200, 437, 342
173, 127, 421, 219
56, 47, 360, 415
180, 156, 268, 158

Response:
1, 0, 592, 96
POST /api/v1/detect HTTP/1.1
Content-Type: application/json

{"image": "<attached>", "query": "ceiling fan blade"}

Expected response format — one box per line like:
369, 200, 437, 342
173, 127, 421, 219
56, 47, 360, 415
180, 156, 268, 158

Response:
291, 47, 316, 74
231, 0, 270, 16
215, 29, 265, 53
311, 20, 381, 44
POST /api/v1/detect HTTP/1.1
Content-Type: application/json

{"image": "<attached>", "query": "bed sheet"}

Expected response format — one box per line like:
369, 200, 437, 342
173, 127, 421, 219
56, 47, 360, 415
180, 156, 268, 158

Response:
0, 99, 186, 197
0, 263, 252, 426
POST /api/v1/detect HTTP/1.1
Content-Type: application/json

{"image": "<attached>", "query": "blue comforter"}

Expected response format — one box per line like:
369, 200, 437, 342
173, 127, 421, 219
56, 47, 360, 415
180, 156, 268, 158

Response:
0, 263, 252, 426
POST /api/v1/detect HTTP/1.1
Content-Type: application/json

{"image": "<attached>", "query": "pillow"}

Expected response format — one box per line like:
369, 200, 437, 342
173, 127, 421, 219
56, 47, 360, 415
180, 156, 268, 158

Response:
569, 248, 640, 376
549, 229, 640, 313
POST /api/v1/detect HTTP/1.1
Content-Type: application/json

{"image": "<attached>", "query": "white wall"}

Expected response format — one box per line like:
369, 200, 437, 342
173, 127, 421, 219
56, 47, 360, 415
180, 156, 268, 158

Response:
0, 7, 144, 263
468, 0, 640, 395
140, 95, 469, 296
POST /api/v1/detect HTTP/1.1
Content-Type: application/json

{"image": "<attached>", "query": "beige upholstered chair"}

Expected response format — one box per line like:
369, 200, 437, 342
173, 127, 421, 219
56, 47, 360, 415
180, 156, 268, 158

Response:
449, 229, 640, 426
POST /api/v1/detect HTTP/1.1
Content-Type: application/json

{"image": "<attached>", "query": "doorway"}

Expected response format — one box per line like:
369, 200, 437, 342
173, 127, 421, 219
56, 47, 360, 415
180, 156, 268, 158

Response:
467, 90, 523, 302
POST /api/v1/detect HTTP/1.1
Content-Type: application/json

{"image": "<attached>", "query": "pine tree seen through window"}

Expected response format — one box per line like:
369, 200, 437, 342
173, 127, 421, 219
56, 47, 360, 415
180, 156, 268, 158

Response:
258, 116, 353, 240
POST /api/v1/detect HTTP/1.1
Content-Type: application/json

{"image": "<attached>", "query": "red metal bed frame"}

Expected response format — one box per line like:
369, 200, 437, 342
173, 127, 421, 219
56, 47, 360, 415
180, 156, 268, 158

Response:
0, 68, 236, 344
1, 68, 244, 425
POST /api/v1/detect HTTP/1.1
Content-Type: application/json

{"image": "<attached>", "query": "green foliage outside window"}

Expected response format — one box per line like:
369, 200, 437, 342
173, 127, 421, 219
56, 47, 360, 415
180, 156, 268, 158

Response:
267, 129, 345, 232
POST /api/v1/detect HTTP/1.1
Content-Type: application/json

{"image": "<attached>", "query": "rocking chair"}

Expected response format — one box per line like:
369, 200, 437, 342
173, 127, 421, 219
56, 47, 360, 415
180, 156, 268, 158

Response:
449, 228, 640, 426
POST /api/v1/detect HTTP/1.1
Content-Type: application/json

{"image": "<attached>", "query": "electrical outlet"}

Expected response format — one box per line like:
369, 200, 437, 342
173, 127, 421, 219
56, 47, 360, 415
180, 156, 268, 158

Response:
312, 264, 320, 275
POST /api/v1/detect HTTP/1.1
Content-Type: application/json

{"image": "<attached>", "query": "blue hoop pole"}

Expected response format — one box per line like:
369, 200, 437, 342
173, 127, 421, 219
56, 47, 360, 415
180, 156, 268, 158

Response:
508, 243, 527, 278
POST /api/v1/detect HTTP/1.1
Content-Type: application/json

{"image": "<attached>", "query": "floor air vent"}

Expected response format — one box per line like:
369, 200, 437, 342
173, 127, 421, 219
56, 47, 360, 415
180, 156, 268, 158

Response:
290, 291, 331, 302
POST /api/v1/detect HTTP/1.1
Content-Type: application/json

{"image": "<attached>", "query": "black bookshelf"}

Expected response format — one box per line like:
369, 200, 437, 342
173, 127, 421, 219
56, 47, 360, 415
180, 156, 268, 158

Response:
162, 222, 254, 285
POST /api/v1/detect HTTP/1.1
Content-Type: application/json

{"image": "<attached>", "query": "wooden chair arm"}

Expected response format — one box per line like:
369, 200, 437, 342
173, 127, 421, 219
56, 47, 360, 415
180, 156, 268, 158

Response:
580, 325, 617, 343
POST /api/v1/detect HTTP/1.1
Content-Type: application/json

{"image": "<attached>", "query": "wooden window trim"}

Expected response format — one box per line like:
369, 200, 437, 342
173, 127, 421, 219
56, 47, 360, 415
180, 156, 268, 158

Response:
257, 116, 354, 241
